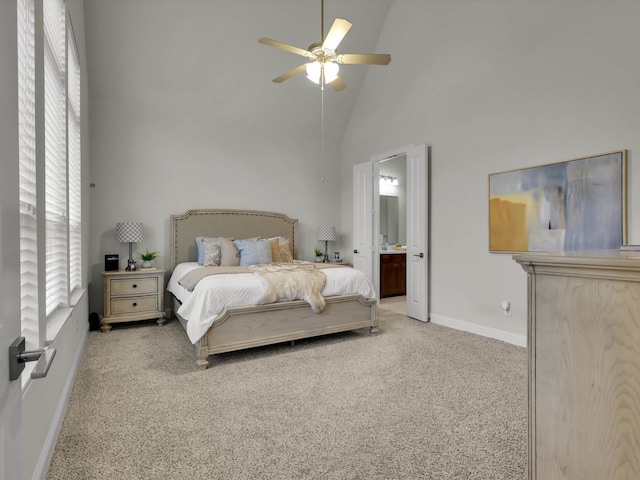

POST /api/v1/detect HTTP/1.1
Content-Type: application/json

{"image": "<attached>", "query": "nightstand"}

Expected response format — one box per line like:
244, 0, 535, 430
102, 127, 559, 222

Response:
101, 268, 166, 332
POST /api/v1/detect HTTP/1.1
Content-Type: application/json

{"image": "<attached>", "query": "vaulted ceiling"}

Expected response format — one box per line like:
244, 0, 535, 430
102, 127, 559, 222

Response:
83, 0, 393, 150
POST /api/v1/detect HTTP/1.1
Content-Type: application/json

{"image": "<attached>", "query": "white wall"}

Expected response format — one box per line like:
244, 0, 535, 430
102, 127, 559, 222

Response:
83, 0, 387, 314
341, 0, 640, 341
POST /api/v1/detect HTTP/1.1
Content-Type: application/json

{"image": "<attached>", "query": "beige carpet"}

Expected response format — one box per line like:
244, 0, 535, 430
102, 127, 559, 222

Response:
379, 296, 406, 315
46, 310, 527, 479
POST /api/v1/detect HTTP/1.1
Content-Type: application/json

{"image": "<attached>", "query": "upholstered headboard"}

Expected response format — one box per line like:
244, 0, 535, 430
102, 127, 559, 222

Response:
170, 209, 299, 271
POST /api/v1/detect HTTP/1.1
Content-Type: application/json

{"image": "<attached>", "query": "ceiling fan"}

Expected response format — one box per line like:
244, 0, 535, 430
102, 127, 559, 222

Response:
258, 0, 391, 91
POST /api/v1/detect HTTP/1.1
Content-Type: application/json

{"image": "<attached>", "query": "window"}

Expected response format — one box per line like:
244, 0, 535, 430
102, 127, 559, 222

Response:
68, 19, 81, 294
44, 0, 68, 317
18, 0, 83, 344
18, 0, 38, 349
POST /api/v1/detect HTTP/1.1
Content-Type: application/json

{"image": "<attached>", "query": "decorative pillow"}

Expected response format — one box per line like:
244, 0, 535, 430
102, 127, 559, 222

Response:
262, 236, 292, 263
219, 237, 241, 266
202, 238, 221, 267
279, 240, 293, 262
267, 237, 282, 262
234, 238, 272, 266
195, 236, 218, 265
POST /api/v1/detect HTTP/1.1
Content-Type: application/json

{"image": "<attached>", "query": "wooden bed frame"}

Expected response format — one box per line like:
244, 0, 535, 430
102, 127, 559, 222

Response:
169, 209, 377, 369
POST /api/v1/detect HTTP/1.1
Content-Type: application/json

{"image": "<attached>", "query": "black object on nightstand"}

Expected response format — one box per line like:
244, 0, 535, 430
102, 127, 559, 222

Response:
104, 254, 119, 271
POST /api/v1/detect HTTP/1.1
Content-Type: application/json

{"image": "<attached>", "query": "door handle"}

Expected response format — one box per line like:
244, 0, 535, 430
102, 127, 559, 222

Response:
413, 252, 424, 258
353, 249, 359, 254
9, 336, 57, 381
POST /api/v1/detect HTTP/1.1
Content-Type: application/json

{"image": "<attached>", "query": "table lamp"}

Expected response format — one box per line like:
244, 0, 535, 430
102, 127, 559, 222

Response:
317, 226, 336, 264
116, 222, 144, 271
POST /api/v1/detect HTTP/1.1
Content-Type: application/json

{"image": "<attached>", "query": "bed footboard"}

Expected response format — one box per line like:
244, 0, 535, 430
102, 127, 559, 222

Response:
190, 294, 376, 369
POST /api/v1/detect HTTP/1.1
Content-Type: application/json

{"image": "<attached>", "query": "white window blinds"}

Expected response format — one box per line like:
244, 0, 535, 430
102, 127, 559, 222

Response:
18, 0, 39, 348
44, 0, 68, 316
68, 20, 81, 293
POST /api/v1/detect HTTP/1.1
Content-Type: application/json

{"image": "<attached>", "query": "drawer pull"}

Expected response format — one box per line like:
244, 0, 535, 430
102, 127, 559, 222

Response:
132, 302, 137, 307
132, 284, 137, 288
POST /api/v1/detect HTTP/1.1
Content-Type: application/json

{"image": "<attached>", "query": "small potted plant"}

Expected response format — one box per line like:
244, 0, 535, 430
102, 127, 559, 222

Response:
139, 249, 159, 268
314, 247, 323, 263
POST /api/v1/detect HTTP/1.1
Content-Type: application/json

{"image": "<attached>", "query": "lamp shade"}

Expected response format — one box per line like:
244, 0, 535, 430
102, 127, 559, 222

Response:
116, 222, 144, 243
317, 225, 336, 242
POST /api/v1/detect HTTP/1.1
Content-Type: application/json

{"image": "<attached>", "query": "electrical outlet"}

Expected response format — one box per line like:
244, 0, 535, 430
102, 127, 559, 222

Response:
501, 300, 512, 316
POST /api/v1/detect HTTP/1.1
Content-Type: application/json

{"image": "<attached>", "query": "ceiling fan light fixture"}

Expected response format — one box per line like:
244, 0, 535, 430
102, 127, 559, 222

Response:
306, 62, 321, 84
306, 61, 339, 85
324, 61, 339, 83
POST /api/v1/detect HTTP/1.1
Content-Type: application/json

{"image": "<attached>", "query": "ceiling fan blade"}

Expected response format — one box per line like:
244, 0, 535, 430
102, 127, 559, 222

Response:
322, 18, 352, 51
337, 53, 391, 65
259, 38, 313, 58
272, 64, 308, 83
331, 75, 347, 92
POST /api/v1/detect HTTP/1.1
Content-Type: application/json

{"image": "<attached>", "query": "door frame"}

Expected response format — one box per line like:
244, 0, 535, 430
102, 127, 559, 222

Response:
370, 145, 413, 303
1, 1, 25, 477
354, 143, 429, 322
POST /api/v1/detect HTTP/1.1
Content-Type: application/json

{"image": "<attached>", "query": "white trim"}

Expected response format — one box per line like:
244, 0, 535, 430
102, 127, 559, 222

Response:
30, 326, 87, 480
44, 307, 71, 343
69, 287, 85, 307
429, 313, 526, 348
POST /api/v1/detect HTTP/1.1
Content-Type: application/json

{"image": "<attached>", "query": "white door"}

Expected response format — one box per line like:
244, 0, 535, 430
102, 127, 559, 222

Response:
354, 145, 429, 321
352, 162, 374, 282
1, 1, 25, 477
372, 160, 380, 300
406, 144, 429, 322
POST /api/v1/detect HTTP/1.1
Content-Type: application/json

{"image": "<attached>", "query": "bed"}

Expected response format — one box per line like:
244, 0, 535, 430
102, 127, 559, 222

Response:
167, 209, 377, 369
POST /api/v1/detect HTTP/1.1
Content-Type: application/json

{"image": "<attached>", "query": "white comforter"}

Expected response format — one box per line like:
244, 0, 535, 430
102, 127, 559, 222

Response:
167, 262, 376, 344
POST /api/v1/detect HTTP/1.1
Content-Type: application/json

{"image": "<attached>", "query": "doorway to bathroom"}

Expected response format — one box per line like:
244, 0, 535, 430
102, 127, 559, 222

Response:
352, 144, 429, 322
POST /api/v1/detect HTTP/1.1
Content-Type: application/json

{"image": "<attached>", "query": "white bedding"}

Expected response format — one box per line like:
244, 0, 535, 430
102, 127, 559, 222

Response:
167, 262, 376, 344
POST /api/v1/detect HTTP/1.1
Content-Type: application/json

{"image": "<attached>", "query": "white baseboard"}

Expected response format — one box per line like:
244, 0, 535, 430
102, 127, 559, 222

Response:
429, 313, 526, 348
33, 327, 88, 480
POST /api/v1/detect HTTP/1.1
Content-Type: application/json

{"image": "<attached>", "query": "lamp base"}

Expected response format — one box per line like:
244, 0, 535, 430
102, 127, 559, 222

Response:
323, 241, 330, 263
125, 242, 137, 271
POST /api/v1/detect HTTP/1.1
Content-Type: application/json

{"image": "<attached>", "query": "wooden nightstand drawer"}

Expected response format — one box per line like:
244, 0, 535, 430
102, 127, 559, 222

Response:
111, 295, 159, 315
110, 277, 158, 296
101, 268, 166, 331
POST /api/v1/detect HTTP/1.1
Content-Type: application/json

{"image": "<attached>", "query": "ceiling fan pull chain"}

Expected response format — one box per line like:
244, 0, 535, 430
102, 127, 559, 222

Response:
320, 86, 325, 183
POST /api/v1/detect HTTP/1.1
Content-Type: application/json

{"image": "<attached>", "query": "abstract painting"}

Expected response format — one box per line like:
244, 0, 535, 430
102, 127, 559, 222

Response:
489, 150, 627, 253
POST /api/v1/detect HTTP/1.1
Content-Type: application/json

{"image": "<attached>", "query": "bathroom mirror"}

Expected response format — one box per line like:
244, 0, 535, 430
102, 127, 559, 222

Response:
380, 195, 399, 245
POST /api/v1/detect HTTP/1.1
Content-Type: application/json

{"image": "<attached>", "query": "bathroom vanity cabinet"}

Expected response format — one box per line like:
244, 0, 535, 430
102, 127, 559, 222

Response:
380, 252, 406, 298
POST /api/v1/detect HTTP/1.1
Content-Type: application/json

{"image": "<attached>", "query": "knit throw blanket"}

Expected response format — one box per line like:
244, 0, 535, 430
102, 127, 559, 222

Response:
250, 263, 327, 313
